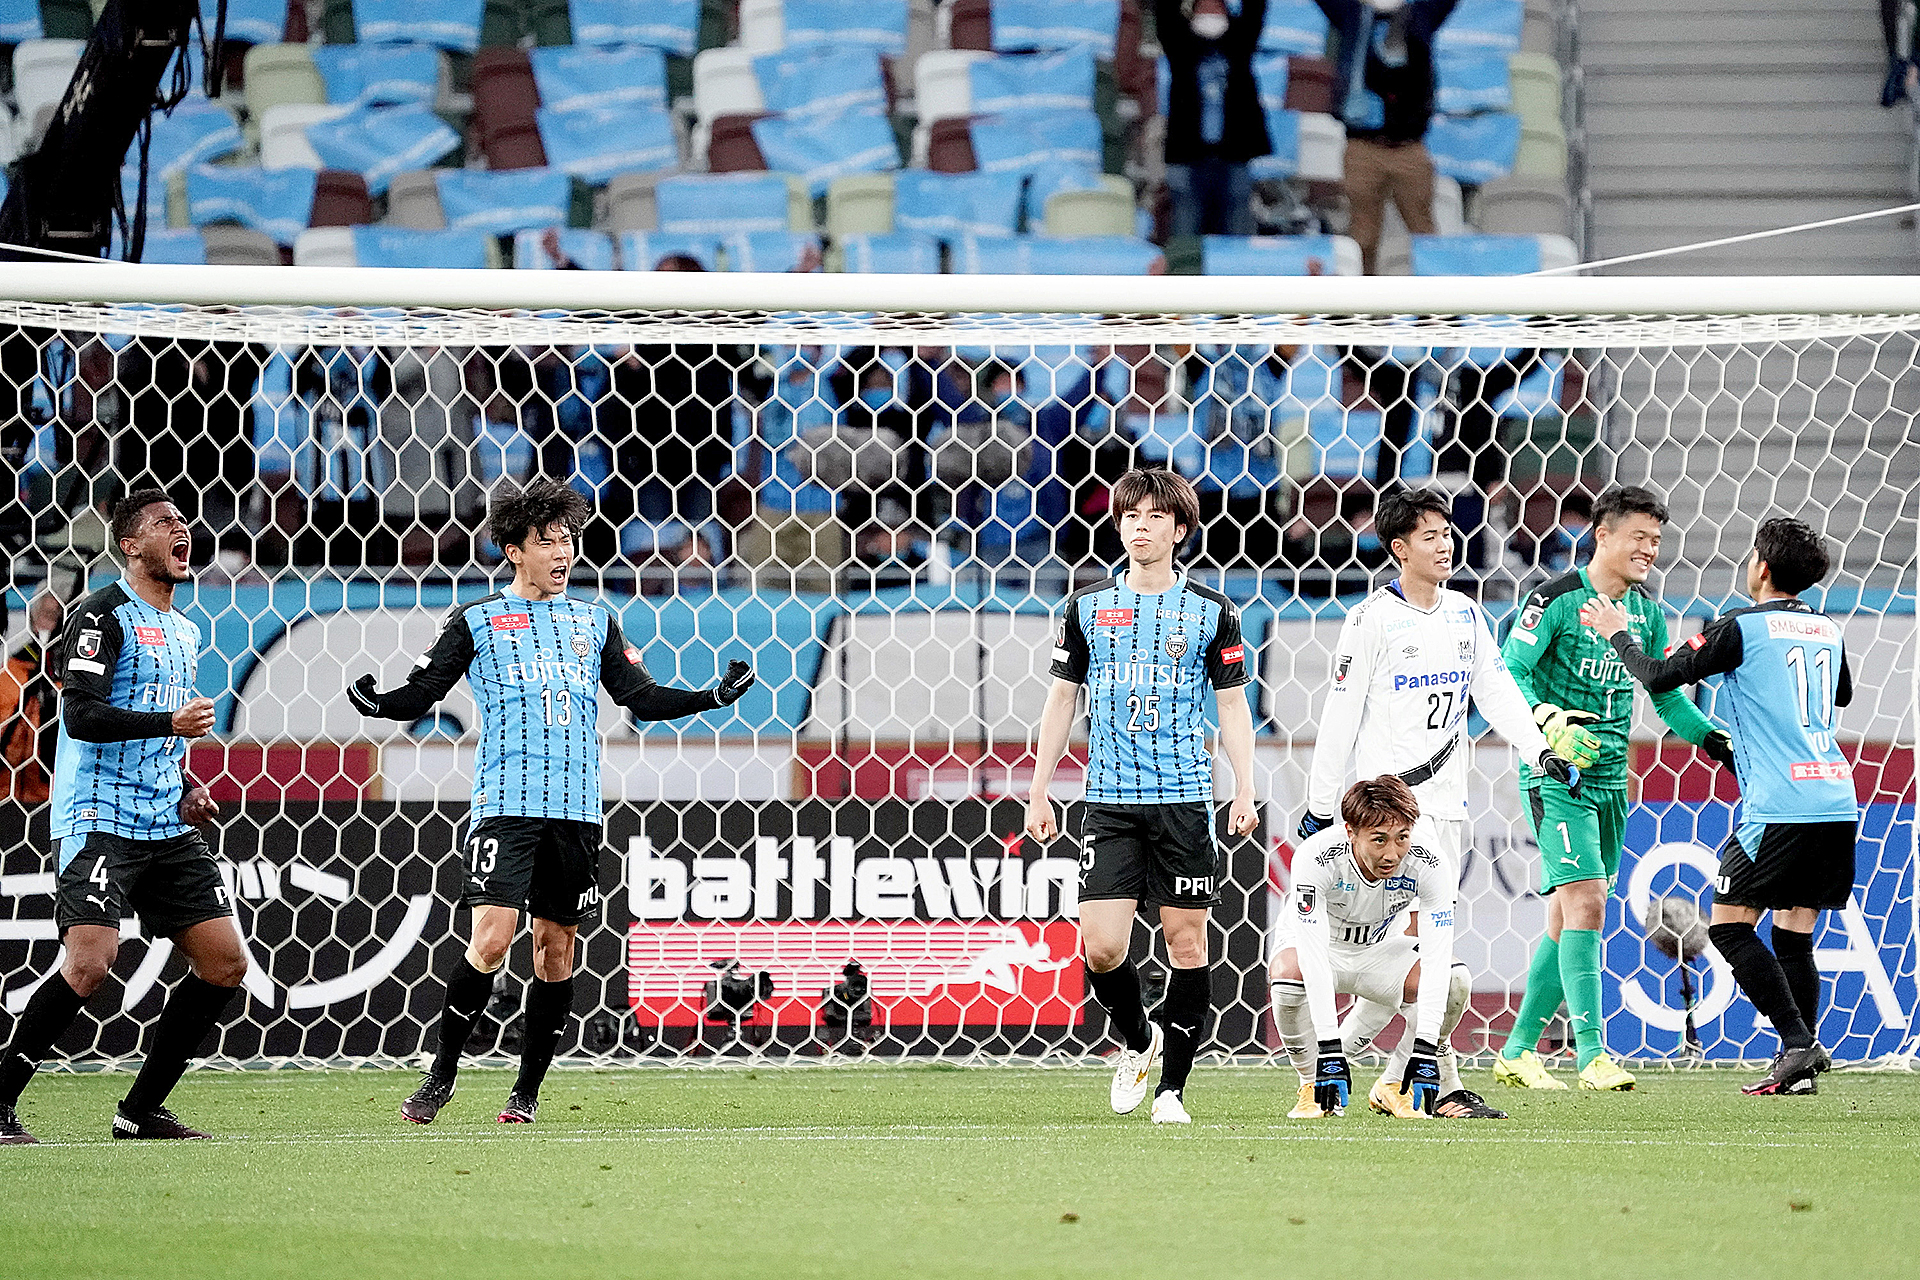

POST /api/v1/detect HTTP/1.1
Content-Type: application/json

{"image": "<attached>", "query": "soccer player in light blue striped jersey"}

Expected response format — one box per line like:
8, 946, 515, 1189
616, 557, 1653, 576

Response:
1581, 516, 1855, 1096
1026, 468, 1259, 1125
349, 480, 754, 1125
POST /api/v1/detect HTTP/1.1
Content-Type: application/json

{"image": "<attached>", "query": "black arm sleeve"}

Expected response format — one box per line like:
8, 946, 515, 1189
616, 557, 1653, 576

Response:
61, 608, 174, 743
375, 608, 475, 721
1836, 645, 1854, 709
1206, 603, 1252, 690
1048, 600, 1090, 685
1607, 615, 1743, 694
600, 614, 718, 721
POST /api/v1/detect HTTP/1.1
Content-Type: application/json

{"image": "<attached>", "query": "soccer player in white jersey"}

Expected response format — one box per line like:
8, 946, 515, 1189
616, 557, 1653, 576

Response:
1271, 776, 1506, 1120
1294, 488, 1579, 1108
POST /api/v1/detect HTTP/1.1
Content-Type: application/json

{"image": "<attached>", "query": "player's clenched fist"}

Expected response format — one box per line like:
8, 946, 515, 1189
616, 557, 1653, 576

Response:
1024, 794, 1058, 844
179, 786, 220, 825
170, 697, 216, 738
1228, 793, 1258, 837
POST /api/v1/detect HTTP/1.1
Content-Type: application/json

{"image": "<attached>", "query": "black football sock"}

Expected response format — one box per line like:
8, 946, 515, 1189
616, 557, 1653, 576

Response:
121, 975, 239, 1116
1708, 923, 1813, 1051
1155, 966, 1212, 1096
0, 973, 88, 1105
431, 959, 498, 1080
1771, 927, 1821, 1035
1086, 959, 1151, 1053
513, 976, 574, 1099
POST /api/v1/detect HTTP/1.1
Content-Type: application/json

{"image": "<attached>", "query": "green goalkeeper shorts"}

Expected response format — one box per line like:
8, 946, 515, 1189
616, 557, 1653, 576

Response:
1522, 781, 1629, 894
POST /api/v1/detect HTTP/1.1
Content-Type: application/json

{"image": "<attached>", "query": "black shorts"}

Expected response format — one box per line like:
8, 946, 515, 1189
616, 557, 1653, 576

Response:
459, 816, 604, 926
1713, 820, 1857, 911
1077, 802, 1223, 910
55, 830, 230, 939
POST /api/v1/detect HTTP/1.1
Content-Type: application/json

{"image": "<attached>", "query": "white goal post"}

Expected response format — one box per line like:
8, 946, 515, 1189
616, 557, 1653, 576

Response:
0, 265, 1912, 1071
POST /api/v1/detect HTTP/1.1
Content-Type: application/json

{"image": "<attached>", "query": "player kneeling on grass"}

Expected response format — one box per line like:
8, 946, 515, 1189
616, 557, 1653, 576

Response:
1270, 776, 1505, 1120
348, 479, 754, 1126
1580, 517, 1852, 1098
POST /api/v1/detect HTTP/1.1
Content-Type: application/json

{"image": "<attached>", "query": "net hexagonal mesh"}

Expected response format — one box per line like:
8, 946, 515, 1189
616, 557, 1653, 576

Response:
0, 294, 1913, 1070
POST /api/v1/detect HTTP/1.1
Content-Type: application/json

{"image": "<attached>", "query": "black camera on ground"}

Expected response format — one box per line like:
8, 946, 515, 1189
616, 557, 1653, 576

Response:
820, 960, 872, 1035
703, 960, 774, 1026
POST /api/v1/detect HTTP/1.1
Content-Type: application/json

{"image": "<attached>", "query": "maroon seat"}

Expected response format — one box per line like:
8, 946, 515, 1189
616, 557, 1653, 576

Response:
927, 117, 977, 172
473, 48, 546, 169
1284, 56, 1336, 115
708, 114, 769, 172
308, 169, 373, 227
1116, 0, 1153, 102
947, 0, 991, 50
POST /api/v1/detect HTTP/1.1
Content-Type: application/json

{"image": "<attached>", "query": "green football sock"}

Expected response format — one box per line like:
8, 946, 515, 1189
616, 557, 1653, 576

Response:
1500, 933, 1564, 1060
1558, 928, 1606, 1070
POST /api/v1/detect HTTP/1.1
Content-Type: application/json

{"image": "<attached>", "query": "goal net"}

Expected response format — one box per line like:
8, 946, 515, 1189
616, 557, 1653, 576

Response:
0, 266, 1912, 1071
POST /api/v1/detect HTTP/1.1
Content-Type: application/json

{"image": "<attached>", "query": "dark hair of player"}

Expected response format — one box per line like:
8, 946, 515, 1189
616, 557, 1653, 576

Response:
1374, 487, 1453, 559
110, 488, 175, 548
1592, 484, 1669, 529
1340, 774, 1420, 831
487, 477, 591, 552
1109, 467, 1200, 538
1753, 516, 1831, 595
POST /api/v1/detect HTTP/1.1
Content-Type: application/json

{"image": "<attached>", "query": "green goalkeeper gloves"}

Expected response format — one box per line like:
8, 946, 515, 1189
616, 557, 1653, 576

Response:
1534, 704, 1602, 769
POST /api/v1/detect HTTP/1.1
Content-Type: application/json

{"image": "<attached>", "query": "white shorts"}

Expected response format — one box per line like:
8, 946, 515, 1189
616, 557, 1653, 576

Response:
1269, 931, 1419, 1009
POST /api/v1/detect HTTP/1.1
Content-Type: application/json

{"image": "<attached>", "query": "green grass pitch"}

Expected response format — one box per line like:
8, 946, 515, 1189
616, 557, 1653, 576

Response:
4, 1066, 1916, 1279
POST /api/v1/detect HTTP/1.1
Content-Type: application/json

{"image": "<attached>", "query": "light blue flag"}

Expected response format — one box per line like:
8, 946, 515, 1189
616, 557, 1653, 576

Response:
514, 228, 616, 269
619, 231, 722, 271
1409, 233, 1541, 276
750, 109, 899, 197
969, 108, 1101, 176
436, 168, 571, 233
306, 104, 460, 194
186, 165, 318, 244
784, 0, 908, 55
723, 232, 821, 271
894, 170, 1025, 238
531, 44, 668, 113
1434, 50, 1512, 114
356, 0, 485, 52
835, 232, 941, 273
969, 47, 1095, 114
1434, 0, 1524, 53
135, 99, 243, 176
753, 46, 886, 122
1424, 111, 1521, 182
536, 103, 677, 183
571, 0, 697, 53
1259, 0, 1328, 54
351, 226, 493, 268
1246, 107, 1301, 178
313, 43, 441, 107
991, 0, 1118, 58
1202, 234, 1342, 275
0, 0, 41, 41
656, 173, 792, 234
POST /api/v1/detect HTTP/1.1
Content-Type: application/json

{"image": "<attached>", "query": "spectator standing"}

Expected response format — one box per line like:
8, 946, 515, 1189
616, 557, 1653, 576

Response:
1157, 0, 1273, 236
0, 593, 62, 804
1315, 0, 1458, 273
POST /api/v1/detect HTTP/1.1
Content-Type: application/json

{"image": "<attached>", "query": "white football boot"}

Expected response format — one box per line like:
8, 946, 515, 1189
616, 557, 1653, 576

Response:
1109, 1023, 1163, 1115
1150, 1089, 1192, 1125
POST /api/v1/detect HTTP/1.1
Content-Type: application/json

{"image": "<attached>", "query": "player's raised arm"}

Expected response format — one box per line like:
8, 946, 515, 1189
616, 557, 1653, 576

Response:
1581, 596, 1742, 693
599, 614, 754, 720
1301, 604, 1374, 836
1638, 604, 1719, 747
61, 608, 214, 743
347, 607, 475, 721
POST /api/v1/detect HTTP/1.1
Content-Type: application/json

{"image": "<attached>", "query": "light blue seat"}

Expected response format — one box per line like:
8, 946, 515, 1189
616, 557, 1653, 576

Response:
894, 170, 1025, 238
619, 231, 721, 270
1409, 232, 1541, 275
952, 234, 1161, 275
435, 168, 571, 233
656, 172, 793, 234
1435, 0, 1524, 54
219, 0, 289, 44
530, 44, 667, 113
1425, 112, 1521, 183
969, 47, 1095, 114
185, 165, 318, 244
750, 110, 899, 197
1259, 0, 1329, 54
834, 231, 941, 273
753, 45, 887, 122
969, 108, 1102, 176
570, 0, 697, 54
1434, 51, 1511, 114
135, 99, 243, 176
354, 0, 485, 53
313, 44, 441, 107
1203, 234, 1349, 276
991, 0, 1118, 59
784, 0, 909, 56
514, 228, 616, 269
723, 231, 822, 271
351, 226, 493, 267
536, 103, 677, 184
305, 103, 460, 195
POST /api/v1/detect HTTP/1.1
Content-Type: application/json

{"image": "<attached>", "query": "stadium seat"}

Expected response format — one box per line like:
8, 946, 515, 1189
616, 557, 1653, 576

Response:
704, 113, 770, 172
242, 43, 327, 124
1521, 0, 1558, 54
941, 0, 991, 50
1042, 175, 1133, 237
132, 228, 212, 265
605, 170, 664, 230
1473, 173, 1571, 235
530, 43, 668, 113
1294, 111, 1344, 182
693, 48, 766, 123
954, 233, 1159, 274
305, 104, 461, 194
140, 99, 246, 176
219, 0, 294, 45
968, 47, 1094, 114
738, 0, 783, 50
1435, 50, 1511, 115
536, 103, 677, 184
1260, 0, 1328, 54
385, 168, 449, 227
828, 229, 939, 272
1425, 111, 1520, 184
313, 43, 444, 108
754, 45, 887, 121
1515, 119, 1567, 179
969, 108, 1101, 176
1508, 52, 1562, 130
619, 230, 721, 270
926, 116, 978, 171
722, 230, 821, 270
568, 0, 698, 54
185, 165, 320, 244
656, 171, 792, 234
436, 166, 571, 232
481, 0, 575, 47
1201, 233, 1363, 276
784, 0, 911, 54
472, 47, 545, 168
825, 172, 896, 236
990, 0, 1118, 59
750, 110, 899, 196
11, 39, 83, 144
201, 224, 285, 266
914, 48, 987, 121
1283, 55, 1335, 114
260, 102, 352, 169
1434, 0, 1523, 55
894, 168, 1023, 237
310, 169, 376, 227
513, 227, 615, 268
353, 0, 486, 54
1535, 232, 1577, 271
293, 225, 360, 266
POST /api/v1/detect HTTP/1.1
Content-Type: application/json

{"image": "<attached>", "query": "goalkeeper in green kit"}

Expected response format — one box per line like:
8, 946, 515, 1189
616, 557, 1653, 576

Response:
1494, 486, 1730, 1091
